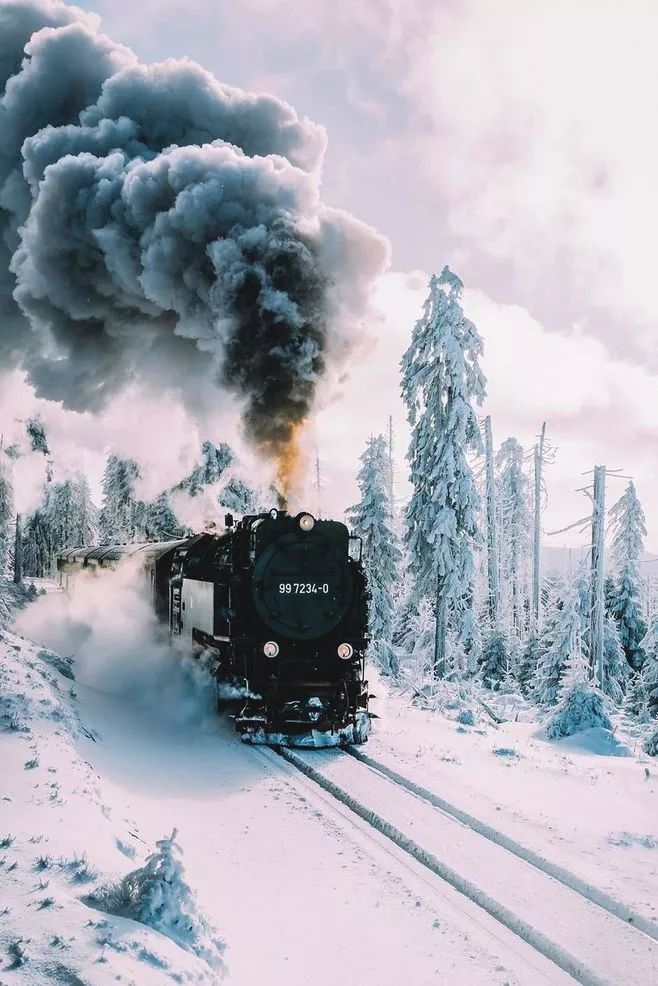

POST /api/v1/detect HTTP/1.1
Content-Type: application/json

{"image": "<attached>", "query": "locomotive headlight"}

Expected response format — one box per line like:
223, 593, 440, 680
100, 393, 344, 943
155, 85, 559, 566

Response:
263, 641, 280, 658
269, 509, 278, 520
299, 513, 315, 532
337, 642, 354, 660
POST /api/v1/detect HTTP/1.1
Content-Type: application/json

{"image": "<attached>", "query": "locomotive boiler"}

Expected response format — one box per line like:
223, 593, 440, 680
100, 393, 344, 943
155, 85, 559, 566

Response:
57, 510, 371, 745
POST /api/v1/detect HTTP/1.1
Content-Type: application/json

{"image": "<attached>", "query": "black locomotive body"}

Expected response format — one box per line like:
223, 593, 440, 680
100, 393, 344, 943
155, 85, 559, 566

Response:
57, 510, 371, 745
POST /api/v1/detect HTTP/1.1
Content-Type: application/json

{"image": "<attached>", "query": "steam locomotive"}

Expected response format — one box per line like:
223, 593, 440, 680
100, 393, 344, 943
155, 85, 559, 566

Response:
57, 510, 371, 746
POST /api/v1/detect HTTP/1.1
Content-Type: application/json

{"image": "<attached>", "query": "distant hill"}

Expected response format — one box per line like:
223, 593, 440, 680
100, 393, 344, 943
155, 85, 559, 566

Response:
541, 544, 658, 578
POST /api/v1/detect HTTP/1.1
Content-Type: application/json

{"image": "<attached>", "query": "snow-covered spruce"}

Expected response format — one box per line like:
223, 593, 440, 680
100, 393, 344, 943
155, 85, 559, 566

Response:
644, 724, 658, 757
178, 441, 234, 496
22, 475, 99, 577
545, 638, 612, 740
607, 481, 648, 671
347, 434, 401, 675
0, 448, 14, 577
532, 581, 582, 705
0, 578, 38, 632
624, 672, 652, 724
495, 437, 532, 639
545, 681, 613, 739
479, 627, 510, 691
401, 266, 485, 675
91, 830, 227, 977
638, 617, 658, 717
600, 614, 630, 704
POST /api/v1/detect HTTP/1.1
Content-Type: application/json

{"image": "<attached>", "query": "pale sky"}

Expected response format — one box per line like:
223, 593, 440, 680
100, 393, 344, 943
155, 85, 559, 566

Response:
5, 0, 658, 550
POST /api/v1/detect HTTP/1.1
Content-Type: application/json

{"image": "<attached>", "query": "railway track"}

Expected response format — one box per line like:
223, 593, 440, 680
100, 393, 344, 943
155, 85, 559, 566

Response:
260, 743, 658, 986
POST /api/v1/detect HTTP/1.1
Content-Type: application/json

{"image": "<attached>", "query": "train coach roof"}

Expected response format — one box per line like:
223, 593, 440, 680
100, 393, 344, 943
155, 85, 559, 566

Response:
58, 539, 189, 565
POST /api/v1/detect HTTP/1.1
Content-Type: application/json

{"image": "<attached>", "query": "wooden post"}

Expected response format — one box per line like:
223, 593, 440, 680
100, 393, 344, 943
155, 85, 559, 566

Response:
590, 466, 606, 688
532, 422, 546, 629
484, 415, 499, 623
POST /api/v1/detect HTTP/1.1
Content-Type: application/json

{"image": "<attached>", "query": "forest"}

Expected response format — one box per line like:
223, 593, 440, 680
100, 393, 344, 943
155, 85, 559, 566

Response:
1, 266, 657, 758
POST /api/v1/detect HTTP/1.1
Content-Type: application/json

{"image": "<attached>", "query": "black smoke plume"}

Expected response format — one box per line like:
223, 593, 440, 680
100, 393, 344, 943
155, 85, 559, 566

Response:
0, 0, 388, 495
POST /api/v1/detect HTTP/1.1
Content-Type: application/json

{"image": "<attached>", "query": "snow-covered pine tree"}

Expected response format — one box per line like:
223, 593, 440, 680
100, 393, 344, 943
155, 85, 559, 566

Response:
26, 418, 49, 456
608, 481, 647, 670
639, 618, 658, 718
624, 673, 651, 724
600, 614, 629, 705
457, 602, 482, 675
99, 455, 143, 543
143, 492, 187, 541
479, 627, 510, 691
21, 477, 99, 576
391, 591, 418, 655
518, 631, 541, 696
644, 725, 658, 757
73, 475, 99, 547
95, 830, 227, 975
179, 441, 233, 496
545, 634, 612, 739
401, 266, 486, 675
603, 576, 617, 618
219, 477, 259, 516
532, 582, 583, 705
347, 435, 402, 673
495, 437, 532, 638
0, 452, 14, 576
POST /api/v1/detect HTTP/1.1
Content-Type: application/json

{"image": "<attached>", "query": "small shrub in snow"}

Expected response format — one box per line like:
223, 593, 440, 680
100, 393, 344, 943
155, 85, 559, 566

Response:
643, 725, 658, 757
492, 746, 520, 758
457, 708, 476, 726
92, 830, 226, 976
545, 681, 613, 739
7, 939, 28, 968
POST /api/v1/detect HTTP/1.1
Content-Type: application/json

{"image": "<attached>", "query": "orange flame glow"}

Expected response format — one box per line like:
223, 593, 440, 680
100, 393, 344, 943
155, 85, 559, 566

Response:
256, 420, 308, 511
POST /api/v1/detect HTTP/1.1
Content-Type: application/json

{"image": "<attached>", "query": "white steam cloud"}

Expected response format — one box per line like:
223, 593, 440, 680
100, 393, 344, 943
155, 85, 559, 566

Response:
15, 562, 217, 727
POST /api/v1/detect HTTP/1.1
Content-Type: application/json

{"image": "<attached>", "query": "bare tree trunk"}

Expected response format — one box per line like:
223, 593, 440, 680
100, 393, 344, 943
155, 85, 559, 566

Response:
13, 513, 22, 584
433, 366, 447, 677
434, 571, 447, 677
590, 465, 606, 688
532, 422, 546, 630
484, 416, 499, 624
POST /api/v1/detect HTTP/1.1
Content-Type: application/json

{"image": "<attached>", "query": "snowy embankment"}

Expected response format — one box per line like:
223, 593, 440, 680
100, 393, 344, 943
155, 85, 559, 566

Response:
370, 682, 658, 933
0, 616, 226, 985
0, 591, 577, 986
3, 577, 657, 985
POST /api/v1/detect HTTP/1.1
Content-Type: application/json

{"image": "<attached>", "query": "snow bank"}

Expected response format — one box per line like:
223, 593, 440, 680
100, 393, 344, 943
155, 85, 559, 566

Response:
0, 627, 227, 984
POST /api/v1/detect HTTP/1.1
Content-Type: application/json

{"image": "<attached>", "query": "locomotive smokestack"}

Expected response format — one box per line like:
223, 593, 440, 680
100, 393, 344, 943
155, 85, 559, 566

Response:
0, 1, 388, 488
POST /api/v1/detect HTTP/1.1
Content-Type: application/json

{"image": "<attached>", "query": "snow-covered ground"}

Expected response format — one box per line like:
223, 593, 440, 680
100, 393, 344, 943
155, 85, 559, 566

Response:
2, 597, 657, 985
371, 688, 658, 930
